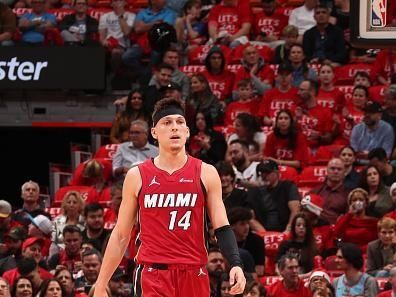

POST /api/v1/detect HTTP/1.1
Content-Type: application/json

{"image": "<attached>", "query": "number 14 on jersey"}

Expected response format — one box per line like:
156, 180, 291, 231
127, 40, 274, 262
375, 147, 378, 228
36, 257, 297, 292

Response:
169, 210, 192, 230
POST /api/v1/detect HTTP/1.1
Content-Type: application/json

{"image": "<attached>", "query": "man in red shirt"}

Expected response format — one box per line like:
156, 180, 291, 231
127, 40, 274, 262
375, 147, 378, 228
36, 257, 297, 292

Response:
266, 253, 312, 297
2, 238, 53, 286
94, 98, 245, 297
208, 0, 252, 48
202, 46, 235, 103
224, 79, 259, 127
258, 63, 298, 126
295, 79, 336, 149
233, 44, 275, 97
253, 0, 288, 47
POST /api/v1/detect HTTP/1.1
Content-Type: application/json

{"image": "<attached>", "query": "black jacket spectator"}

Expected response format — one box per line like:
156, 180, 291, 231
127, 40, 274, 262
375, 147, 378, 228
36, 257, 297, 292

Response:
59, 14, 99, 45
303, 23, 346, 64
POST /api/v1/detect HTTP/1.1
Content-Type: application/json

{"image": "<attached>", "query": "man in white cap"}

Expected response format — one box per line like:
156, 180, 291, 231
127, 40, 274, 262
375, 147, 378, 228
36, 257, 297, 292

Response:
307, 270, 331, 295
28, 214, 53, 257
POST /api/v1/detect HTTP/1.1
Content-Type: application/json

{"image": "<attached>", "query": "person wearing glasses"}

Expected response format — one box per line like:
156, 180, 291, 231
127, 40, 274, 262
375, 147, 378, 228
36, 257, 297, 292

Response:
59, 0, 99, 45
112, 120, 158, 178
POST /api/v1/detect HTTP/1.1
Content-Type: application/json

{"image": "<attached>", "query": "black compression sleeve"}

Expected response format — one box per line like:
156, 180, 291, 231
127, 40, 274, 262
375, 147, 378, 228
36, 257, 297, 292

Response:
214, 225, 243, 268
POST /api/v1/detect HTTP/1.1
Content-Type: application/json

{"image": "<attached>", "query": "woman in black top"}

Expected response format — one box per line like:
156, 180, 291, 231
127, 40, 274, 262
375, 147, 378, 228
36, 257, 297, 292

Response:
276, 213, 319, 274
188, 111, 227, 164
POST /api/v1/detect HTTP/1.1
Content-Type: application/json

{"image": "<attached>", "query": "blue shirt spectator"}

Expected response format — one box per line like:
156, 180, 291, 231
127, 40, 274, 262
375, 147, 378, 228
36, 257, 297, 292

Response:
135, 6, 176, 26
351, 101, 395, 158
19, 0, 56, 44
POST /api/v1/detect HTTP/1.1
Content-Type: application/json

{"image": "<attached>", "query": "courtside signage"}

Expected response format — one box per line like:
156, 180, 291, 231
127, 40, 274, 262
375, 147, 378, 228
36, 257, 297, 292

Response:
0, 47, 105, 89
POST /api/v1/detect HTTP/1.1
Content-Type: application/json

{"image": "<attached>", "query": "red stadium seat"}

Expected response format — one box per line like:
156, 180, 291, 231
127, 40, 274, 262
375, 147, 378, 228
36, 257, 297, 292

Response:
53, 185, 98, 206
369, 85, 386, 105
376, 278, 389, 291
259, 276, 282, 286
97, 186, 111, 206
256, 230, 289, 275
88, 8, 112, 20
94, 144, 120, 160
45, 207, 61, 219
298, 186, 313, 197
297, 166, 327, 187
323, 255, 342, 275
278, 165, 298, 182
334, 64, 374, 85
310, 145, 344, 165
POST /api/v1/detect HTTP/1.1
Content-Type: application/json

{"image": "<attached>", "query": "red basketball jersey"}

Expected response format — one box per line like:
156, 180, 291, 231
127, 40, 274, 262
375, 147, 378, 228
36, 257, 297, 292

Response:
135, 156, 207, 265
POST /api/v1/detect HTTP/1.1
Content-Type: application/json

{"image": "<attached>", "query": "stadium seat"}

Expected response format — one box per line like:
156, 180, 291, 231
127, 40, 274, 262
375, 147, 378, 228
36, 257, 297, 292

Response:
259, 276, 282, 286
297, 166, 327, 187
213, 125, 235, 139
278, 165, 298, 182
53, 185, 98, 206
97, 186, 111, 206
323, 255, 343, 277
297, 186, 313, 197
69, 158, 113, 186
45, 207, 62, 219
310, 145, 344, 165
369, 85, 386, 105
334, 64, 374, 85
94, 144, 120, 160
256, 230, 289, 275
376, 278, 389, 291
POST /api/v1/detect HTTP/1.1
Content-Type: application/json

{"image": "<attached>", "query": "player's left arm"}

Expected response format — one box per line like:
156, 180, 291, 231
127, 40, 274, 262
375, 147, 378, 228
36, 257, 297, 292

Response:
201, 162, 246, 295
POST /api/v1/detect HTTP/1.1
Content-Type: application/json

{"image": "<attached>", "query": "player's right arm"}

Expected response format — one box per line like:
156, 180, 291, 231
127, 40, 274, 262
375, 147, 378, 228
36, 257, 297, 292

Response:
94, 166, 141, 297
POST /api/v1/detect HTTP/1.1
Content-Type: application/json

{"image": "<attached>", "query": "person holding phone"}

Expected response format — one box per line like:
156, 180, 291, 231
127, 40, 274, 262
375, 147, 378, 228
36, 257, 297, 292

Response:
334, 188, 378, 252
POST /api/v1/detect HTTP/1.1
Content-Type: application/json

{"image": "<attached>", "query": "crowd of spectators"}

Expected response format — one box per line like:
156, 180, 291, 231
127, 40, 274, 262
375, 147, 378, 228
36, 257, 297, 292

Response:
2, 0, 396, 296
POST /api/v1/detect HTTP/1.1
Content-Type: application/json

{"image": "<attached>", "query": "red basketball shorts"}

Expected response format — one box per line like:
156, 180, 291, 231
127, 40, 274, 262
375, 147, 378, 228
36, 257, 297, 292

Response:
133, 264, 210, 297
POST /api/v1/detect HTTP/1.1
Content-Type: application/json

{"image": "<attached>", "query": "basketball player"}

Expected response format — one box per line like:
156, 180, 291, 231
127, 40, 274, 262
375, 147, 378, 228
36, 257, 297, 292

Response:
94, 98, 245, 297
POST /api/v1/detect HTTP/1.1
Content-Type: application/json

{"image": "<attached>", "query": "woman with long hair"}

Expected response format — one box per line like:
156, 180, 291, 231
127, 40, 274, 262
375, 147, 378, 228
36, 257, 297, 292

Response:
11, 277, 33, 297
187, 73, 223, 124
228, 113, 266, 159
264, 109, 308, 169
188, 111, 227, 164
334, 188, 378, 252
335, 86, 368, 145
338, 146, 360, 189
38, 279, 65, 297
110, 89, 149, 144
276, 213, 318, 274
359, 165, 393, 218
50, 191, 85, 254
288, 43, 317, 87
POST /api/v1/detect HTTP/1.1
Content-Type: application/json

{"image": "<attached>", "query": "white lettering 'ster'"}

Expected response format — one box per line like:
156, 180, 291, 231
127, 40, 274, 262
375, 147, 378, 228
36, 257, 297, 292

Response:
0, 57, 48, 81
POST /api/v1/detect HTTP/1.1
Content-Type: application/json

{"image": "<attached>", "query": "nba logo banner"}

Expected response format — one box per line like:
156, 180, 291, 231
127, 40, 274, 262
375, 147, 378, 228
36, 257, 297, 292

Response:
371, 0, 387, 27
